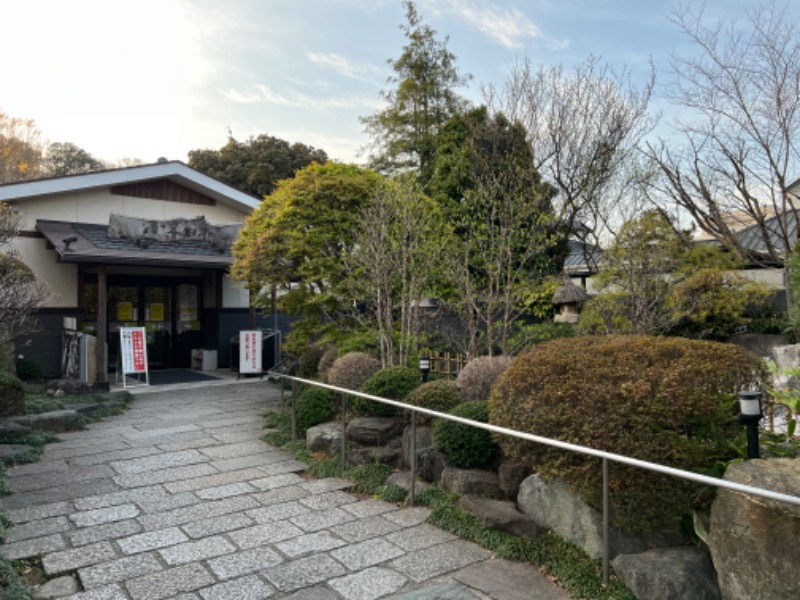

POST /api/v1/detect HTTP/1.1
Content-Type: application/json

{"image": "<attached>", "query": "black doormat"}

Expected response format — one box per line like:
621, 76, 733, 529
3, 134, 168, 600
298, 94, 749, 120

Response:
144, 369, 221, 386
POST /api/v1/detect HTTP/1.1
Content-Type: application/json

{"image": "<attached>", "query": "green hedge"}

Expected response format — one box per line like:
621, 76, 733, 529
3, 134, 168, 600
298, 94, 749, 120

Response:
433, 400, 498, 468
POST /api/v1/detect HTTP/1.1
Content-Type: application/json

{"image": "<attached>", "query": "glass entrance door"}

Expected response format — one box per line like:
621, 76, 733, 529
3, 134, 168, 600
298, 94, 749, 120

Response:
143, 287, 172, 367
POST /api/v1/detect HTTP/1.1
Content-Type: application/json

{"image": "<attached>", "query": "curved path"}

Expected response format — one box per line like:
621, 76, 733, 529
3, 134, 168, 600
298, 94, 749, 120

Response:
1, 379, 570, 599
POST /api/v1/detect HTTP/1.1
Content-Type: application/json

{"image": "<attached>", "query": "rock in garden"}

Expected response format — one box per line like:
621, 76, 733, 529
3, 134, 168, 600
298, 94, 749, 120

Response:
402, 424, 433, 468
417, 446, 447, 482
0, 444, 35, 460
346, 416, 403, 446
44, 378, 94, 396
458, 494, 540, 538
306, 422, 344, 455
34, 574, 79, 599
441, 467, 502, 498
707, 458, 800, 600
0, 419, 32, 439
386, 471, 429, 494
612, 547, 720, 600
498, 460, 529, 500
346, 446, 401, 467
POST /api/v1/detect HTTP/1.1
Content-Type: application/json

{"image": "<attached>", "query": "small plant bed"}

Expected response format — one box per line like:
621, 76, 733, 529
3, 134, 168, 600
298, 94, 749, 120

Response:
0, 555, 37, 600
262, 407, 634, 599
416, 485, 636, 600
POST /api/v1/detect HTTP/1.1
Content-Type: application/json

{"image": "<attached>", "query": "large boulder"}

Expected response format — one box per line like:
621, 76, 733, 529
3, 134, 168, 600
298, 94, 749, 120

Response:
306, 422, 344, 455
441, 468, 502, 498
498, 460, 529, 500
518, 474, 648, 560
612, 547, 720, 600
707, 458, 800, 600
346, 446, 401, 467
417, 447, 447, 482
346, 416, 403, 446
458, 495, 539, 539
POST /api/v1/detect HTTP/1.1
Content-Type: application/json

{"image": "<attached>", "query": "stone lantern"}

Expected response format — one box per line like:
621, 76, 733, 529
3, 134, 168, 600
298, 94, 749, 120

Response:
552, 276, 588, 323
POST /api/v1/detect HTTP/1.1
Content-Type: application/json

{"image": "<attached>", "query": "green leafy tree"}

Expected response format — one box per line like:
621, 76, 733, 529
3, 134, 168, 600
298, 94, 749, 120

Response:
361, 1, 471, 178
428, 107, 563, 355
231, 162, 383, 355
581, 210, 772, 337
343, 175, 455, 366
189, 134, 328, 199
45, 142, 104, 176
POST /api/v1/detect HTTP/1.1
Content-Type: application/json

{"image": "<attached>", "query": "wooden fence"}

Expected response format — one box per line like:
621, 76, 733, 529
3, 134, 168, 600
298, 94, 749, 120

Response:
425, 351, 468, 378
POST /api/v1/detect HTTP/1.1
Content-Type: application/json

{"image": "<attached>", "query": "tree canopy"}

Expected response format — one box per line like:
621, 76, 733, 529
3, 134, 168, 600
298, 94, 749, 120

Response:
360, 1, 470, 178
45, 142, 104, 176
188, 134, 328, 199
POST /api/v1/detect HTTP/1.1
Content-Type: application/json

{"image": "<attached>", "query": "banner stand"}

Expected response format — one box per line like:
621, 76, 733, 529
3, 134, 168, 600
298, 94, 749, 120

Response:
120, 327, 149, 388
238, 330, 264, 380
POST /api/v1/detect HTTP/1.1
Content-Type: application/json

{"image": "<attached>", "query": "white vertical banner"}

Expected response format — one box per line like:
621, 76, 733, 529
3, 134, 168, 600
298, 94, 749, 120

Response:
120, 327, 149, 387
239, 330, 262, 374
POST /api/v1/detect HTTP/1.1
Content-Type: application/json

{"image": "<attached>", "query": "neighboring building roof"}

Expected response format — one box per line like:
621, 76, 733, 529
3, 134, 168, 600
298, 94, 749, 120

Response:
37, 220, 235, 269
0, 160, 261, 211
563, 240, 602, 275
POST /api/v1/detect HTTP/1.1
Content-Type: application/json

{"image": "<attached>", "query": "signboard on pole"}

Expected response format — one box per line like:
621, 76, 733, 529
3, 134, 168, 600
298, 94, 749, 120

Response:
239, 330, 262, 375
120, 327, 149, 387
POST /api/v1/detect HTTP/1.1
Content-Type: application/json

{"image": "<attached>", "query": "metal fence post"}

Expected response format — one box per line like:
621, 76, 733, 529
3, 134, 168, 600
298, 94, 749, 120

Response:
291, 379, 297, 442
341, 394, 348, 470
603, 457, 609, 586
410, 411, 417, 505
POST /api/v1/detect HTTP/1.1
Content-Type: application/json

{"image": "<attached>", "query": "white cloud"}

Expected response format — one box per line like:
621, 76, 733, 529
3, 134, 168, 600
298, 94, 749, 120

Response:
307, 51, 378, 80
451, 3, 568, 50
222, 84, 381, 112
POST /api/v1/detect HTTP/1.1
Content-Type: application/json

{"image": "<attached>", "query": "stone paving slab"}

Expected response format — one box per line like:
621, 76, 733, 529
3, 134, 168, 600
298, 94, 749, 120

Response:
0, 380, 572, 600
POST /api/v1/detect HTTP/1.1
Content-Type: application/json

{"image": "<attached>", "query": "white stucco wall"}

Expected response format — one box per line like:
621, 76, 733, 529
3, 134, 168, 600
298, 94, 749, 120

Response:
12, 236, 77, 307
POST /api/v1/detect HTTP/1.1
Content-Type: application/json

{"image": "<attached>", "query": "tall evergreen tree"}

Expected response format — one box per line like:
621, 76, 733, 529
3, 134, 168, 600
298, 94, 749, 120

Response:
361, 1, 470, 178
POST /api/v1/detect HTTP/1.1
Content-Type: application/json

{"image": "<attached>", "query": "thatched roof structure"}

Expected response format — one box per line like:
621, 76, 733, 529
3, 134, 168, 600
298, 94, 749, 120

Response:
552, 277, 588, 306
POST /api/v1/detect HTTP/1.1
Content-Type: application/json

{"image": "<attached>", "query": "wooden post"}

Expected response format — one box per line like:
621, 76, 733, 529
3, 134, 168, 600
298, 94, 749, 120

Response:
96, 265, 107, 384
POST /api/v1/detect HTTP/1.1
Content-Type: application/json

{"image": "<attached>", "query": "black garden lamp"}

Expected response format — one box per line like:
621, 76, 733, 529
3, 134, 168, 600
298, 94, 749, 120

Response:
738, 390, 764, 459
419, 356, 431, 382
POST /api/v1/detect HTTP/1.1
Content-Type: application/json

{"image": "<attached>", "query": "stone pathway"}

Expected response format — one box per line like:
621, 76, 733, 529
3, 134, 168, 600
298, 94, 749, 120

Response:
0, 379, 570, 599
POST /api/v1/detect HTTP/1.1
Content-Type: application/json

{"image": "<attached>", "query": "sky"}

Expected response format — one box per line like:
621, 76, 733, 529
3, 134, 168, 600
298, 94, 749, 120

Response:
1, 0, 794, 167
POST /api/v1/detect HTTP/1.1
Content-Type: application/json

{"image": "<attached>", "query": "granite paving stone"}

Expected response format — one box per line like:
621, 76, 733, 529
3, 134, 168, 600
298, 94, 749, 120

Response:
180, 512, 255, 539
263, 554, 348, 593
63, 583, 130, 600
207, 546, 284, 580
7, 458, 68, 476
209, 452, 290, 472
158, 535, 236, 565
125, 562, 215, 600
0, 479, 121, 508
341, 499, 400, 519
110, 450, 208, 474
74, 486, 170, 511
389, 540, 492, 583
198, 440, 272, 459
199, 574, 274, 600
280, 588, 340, 600
4, 516, 71, 543
298, 490, 358, 510
195, 481, 257, 500
298, 478, 353, 494
156, 436, 220, 452
257, 460, 308, 475
136, 491, 201, 513
329, 566, 408, 600
163, 468, 267, 493
42, 440, 132, 461
10, 465, 117, 492
383, 506, 432, 528
79, 552, 163, 589
118, 527, 189, 555
252, 484, 310, 506
2, 501, 70, 524
275, 530, 348, 558
71, 503, 140, 527
200, 415, 260, 428
228, 521, 305, 550
386, 524, 458, 551
209, 430, 266, 444
43, 542, 118, 575
113, 463, 219, 488
68, 519, 143, 547
330, 537, 406, 571
69, 446, 160, 467
245, 501, 310, 524
0, 533, 66, 560
289, 507, 357, 533
122, 424, 202, 440
137, 495, 260, 531
249, 473, 305, 491
329, 515, 403, 544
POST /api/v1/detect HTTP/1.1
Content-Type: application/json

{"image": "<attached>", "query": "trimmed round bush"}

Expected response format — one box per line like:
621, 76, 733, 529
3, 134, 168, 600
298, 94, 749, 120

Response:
456, 355, 513, 402
327, 352, 380, 391
352, 366, 421, 416
405, 380, 463, 424
0, 370, 25, 417
433, 400, 498, 468
489, 335, 768, 533
317, 346, 339, 382
295, 386, 336, 435
296, 345, 326, 379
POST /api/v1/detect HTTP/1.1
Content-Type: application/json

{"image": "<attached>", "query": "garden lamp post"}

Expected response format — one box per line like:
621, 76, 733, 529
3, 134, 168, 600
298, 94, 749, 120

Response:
738, 390, 763, 459
419, 356, 430, 382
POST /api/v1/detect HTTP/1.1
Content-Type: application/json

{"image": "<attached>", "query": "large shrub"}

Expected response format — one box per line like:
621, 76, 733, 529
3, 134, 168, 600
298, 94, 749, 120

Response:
295, 386, 336, 435
489, 335, 768, 533
352, 366, 421, 416
0, 371, 25, 417
433, 400, 498, 468
456, 355, 513, 402
327, 352, 380, 391
296, 344, 326, 379
14, 358, 43, 383
405, 380, 462, 424
317, 346, 339, 382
